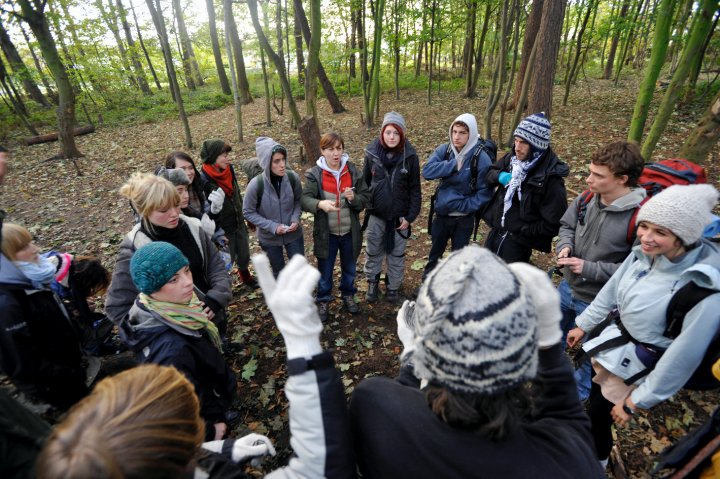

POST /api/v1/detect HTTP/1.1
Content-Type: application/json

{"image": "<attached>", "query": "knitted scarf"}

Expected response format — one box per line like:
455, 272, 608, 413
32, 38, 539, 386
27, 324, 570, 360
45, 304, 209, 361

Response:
139, 292, 223, 351
202, 163, 234, 197
501, 151, 543, 228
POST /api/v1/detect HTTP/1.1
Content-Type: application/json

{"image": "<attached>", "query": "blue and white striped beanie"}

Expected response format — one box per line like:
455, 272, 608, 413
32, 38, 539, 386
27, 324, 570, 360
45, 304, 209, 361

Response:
514, 112, 551, 152
412, 245, 538, 395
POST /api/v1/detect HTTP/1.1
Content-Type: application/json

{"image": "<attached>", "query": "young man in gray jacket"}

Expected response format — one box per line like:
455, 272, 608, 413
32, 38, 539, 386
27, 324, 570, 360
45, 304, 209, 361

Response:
555, 141, 645, 400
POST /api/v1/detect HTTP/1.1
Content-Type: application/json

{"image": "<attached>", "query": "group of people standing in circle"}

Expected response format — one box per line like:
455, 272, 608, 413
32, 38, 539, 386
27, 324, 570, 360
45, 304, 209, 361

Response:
1, 107, 720, 478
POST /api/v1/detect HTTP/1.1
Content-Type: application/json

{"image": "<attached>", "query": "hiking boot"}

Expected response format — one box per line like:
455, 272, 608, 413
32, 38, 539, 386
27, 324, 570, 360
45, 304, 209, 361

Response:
317, 301, 330, 322
342, 295, 360, 314
386, 289, 400, 303
366, 281, 379, 302
239, 269, 259, 289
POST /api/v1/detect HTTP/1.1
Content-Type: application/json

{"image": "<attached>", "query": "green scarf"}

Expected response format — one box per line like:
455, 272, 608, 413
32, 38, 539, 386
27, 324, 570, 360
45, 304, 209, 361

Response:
139, 292, 223, 352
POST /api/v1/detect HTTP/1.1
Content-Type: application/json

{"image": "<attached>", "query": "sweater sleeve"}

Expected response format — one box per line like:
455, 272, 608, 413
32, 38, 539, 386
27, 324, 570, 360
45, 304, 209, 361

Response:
291, 172, 303, 224
556, 196, 579, 254
533, 344, 588, 422
265, 352, 355, 479
421, 144, 454, 180
243, 177, 281, 236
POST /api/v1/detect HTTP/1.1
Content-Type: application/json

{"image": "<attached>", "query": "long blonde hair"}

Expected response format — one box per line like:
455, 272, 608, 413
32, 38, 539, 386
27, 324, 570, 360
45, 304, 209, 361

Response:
37, 364, 204, 479
1, 223, 33, 260
119, 173, 180, 232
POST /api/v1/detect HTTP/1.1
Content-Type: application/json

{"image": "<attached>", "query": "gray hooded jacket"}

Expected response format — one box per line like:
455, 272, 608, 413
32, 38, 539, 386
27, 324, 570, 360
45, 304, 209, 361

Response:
242, 137, 303, 247
556, 187, 646, 303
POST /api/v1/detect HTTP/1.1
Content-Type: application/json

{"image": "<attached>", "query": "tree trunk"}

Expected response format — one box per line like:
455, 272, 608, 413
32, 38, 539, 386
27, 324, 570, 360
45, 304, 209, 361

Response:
667, 0, 693, 73
304, 0, 321, 121
627, 0, 677, 142
498, 0, 521, 144
223, 0, 243, 143
349, 9, 357, 78
508, 35, 539, 145
612, 0, 647, 84
130, 0, 162, 90
641, 0, 718, 159
426, 0, 437, 106
205, 0, 231, 95
604, 0, 631, 80
16, 0, 83, 159
0, 18, 49, 106
366, 0, 387, 123
294, 7, 305, 86
484, 0, 515, 139
415, 0, 428, 78
19, 23, 57, 103
294, 0, 346, 112
224, 0, 253, 104
527, 0, 567, 117
96, 0, 137, 89
26, 125, 95, 146
679, 89, 720, 163
172, 0, 203, 87
510, 0, 544, 110
463, 0, 478, 97
116, 0, 152, 94
563, 0, 595, 105
146, 0, 192, 148
392, 0, 401, 100
684, 14, 718, 101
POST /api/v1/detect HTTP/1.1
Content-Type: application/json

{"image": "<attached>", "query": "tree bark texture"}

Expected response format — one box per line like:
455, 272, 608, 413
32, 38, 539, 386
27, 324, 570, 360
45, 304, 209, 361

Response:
205, 0, 231, 95
116, 0, 152, 94
603, 0, 630, 80
0, 18, 49, 106
224, 0, 253, 104
680, 89, 720, 163
527, 0, 567, 118
511, 0, 544, 110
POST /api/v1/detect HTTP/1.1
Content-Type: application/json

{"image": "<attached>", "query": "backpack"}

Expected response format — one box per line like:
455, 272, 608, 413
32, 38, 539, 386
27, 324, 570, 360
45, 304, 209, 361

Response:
253, 171, 300, 209
576, 158, 708, 245
427, 138, 497, 239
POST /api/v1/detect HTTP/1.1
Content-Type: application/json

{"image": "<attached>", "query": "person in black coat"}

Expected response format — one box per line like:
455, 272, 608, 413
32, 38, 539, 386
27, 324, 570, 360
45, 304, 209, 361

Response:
483, 112, 569, 263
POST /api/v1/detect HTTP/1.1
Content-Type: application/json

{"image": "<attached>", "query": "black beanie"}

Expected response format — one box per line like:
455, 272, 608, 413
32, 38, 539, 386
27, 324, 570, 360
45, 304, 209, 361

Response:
201, 139, 227, 165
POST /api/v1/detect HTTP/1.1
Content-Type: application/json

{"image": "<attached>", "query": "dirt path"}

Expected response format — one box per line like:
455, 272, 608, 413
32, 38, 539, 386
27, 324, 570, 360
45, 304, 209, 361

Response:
2, 79, 718, 477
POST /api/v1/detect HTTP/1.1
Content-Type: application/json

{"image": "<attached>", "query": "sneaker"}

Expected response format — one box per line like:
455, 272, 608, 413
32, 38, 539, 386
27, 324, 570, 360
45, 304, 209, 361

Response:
318, 301, 329, 322
342, 295, 360, 314
386, 289, 400, 303
366, 281, 379, 302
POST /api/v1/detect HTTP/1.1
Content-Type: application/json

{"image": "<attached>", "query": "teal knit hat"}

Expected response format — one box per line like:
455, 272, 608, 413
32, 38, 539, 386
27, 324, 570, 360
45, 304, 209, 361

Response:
130, 242, 189, 294
200, 139, 228, 165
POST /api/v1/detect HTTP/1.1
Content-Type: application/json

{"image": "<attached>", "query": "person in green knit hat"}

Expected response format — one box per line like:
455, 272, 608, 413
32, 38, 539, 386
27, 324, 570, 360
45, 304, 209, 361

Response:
200, 139, 257, 288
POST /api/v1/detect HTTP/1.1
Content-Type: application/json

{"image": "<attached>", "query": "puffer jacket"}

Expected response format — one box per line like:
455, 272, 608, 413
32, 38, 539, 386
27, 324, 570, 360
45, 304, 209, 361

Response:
556, 187, 647, 303
123, 300, 236, 429
0, 254, 88, 409
422, 113, 493, 216
301, 161, 370, 260
363, 138, 421, 223
484, 148, 569, 252
105, 215, 231, 326
242, 137, 303, 247
577, 240, 720, 409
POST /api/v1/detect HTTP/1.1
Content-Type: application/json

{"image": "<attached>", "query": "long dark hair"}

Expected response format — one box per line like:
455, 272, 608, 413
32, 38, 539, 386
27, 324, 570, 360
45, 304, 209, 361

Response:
425, 383, 533, 441
165, 151, 205, 207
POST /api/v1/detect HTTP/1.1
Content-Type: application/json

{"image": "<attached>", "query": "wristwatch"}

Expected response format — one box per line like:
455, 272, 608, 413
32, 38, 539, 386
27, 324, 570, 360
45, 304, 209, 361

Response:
622, 404, 634, 416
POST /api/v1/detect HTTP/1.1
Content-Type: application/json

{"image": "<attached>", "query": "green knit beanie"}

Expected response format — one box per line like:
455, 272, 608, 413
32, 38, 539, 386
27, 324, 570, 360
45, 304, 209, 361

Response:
200, 139, 227, 165
130, 242, 189, 294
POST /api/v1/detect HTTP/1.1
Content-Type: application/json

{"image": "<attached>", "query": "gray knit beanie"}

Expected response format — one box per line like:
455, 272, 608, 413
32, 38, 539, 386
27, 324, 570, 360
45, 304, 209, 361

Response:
412, 245, 538, 395
636, 184, 719, 245
155, 166, 189, 186
381, 111, 406, 135
514, 112, 551, 151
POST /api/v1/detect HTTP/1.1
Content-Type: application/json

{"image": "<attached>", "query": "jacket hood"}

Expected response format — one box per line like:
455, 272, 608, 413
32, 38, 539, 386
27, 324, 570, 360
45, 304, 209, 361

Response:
123, 300, 201, 351
317, 153, 349, 176
256, 136, 284, 175
448, 113, 479, 163
0, 254, 33, 288
632, 239, 720, 290
606, 187, 647, 212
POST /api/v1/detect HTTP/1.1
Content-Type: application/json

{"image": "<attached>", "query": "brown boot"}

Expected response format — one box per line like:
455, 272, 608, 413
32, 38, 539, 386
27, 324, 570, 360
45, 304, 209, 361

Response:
239, 269, 259, 289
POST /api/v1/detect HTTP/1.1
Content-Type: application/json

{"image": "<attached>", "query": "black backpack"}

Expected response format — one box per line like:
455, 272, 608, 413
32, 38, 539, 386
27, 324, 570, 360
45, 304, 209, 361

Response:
426, 137, 497, 240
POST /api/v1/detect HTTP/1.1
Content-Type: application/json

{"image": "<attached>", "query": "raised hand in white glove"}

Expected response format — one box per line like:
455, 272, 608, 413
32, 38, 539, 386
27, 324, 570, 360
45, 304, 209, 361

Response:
252, 253, 323, 359
508, 262, 563, 348
208, 188, 226, 214
200, 214, 216, 237
396, 300, 416, 361
202, 433, 276, 463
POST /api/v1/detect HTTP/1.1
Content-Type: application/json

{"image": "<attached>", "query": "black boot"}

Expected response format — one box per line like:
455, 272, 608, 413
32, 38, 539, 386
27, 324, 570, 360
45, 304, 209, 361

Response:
366, 281, 379, 302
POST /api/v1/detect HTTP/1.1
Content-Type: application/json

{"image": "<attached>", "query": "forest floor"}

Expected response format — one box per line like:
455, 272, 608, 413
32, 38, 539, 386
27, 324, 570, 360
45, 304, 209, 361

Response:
1, 76, 719, 477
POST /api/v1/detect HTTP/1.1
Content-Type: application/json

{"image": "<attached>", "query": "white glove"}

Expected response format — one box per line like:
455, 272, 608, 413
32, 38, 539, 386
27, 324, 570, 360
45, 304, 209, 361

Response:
202, 433, 276, 463
396, 300, 416, 360
200, 214, 216, 237
508, 262, 563, 348
209, 188, 226, 214
252, 254, 323, 359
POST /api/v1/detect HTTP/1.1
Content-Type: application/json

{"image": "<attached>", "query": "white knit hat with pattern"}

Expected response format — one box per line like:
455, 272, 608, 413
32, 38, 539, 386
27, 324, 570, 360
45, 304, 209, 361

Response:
412, 245, 538, 395
636, 184, 718, 245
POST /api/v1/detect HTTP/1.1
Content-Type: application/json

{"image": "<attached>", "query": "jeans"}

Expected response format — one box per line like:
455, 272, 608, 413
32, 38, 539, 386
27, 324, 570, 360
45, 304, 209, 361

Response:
558, 279, 592, 402
261, 236, 305, 277
316, 233, 357, 302
423, 215, 474, 278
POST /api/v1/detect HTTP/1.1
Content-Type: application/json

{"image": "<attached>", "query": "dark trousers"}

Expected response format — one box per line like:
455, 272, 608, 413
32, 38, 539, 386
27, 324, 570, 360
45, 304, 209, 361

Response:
261, 236, 305, 277
316, 233, 357, 302
588, 377, 614, 460
484, 228, 533, 263
423, 215, 474, 278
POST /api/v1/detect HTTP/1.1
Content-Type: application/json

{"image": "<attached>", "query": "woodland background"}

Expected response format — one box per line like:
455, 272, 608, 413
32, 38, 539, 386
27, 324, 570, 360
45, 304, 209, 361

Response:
1, 0, 720, 477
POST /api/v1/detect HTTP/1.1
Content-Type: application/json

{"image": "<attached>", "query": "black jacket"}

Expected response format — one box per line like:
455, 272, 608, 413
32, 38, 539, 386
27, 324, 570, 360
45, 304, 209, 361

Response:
363, 138, 422, 224
201, 165, 247, 235
123, 300, 237, 437
0, 254, 88, 409
483, 148, 569, 252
